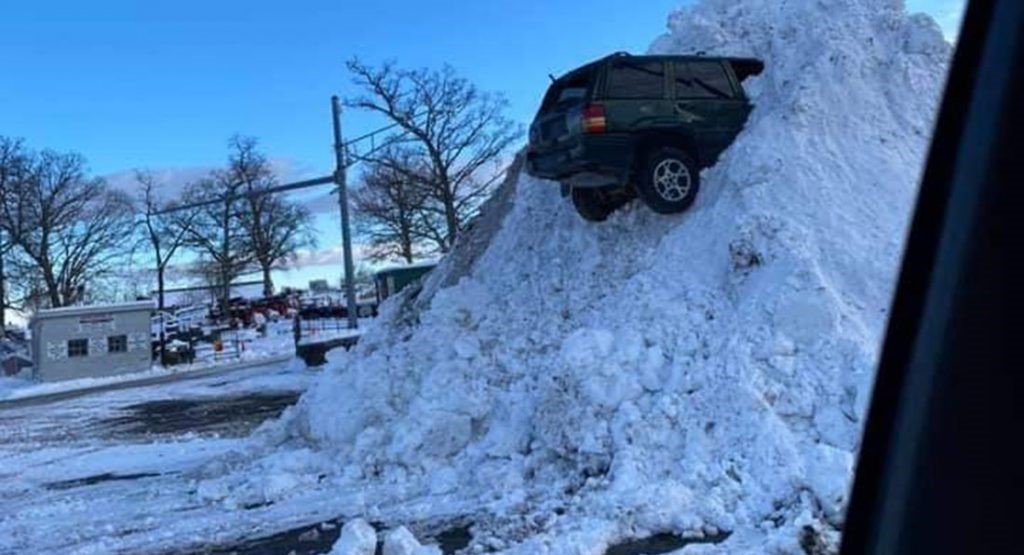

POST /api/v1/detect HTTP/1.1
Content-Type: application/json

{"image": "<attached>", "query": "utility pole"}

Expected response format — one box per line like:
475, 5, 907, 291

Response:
332, 95, 359, 330
155, 95, 413, 335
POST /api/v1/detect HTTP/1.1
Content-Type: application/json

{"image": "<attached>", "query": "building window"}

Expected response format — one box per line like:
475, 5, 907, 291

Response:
108, 335, 128, 353
67, 339, 89, 358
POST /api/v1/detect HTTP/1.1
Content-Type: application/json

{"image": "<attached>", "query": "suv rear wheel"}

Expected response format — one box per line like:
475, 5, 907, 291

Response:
635, 147, 700, 214
571, 187, 632, 222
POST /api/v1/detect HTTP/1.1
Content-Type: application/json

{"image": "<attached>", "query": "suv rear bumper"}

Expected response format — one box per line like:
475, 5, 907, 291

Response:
526, 134, 634, 187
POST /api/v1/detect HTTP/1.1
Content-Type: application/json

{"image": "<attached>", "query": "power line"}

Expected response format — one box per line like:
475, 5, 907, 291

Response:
148, 101, 427, 332
153, 176, 336, 215
154, 114, 421, 216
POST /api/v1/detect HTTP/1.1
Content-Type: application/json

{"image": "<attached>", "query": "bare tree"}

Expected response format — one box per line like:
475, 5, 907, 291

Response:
345, 59, 521, 251
136, 170, 197, 363
2, 138, 46, 317
187, 259, 231, 307
0, 229, 7, 333
352, 149, 437, 263
0, 137, 28, 331
137, 170, 197, 312
229, 136, 316, 297
246, 195, 316, 297
181, 166, 253, 313
0, 144, 136, 308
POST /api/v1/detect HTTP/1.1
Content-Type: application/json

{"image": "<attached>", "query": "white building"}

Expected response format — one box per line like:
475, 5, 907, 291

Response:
29, 301, 153, 382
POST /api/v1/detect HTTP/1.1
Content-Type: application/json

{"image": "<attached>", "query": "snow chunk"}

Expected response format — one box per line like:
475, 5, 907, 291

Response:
382, 526, 441, 555
329, 519, 377, 555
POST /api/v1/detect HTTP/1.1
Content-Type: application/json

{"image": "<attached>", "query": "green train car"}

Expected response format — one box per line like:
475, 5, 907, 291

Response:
374, 262, 437, 303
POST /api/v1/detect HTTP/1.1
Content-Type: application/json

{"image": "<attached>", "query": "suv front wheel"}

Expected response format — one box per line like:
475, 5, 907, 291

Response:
635, 147, 700, 214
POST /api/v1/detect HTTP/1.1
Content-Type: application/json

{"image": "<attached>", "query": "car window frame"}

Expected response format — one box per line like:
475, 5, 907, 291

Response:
671, 60, 739, 101
600, 58, 670, 100
538, 66, 597, 114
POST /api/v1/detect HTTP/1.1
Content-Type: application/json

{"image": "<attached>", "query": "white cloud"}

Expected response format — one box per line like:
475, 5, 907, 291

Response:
103, 165, 213, 201
102, 156, 324, 203
293, 188, 343, 215
288, 244, 374, 268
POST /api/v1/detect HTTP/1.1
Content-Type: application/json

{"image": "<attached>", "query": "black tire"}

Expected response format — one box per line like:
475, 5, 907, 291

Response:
571, 188, 613, 222
635, 147, 700, 214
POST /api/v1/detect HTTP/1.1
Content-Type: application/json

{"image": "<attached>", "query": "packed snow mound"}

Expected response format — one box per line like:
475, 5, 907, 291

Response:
234, 0, 951, 552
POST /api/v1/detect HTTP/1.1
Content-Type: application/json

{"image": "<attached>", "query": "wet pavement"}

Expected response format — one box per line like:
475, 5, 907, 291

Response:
99, 392, 301, 439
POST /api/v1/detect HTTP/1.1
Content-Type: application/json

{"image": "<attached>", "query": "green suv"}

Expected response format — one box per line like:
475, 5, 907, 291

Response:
526, 52, 764, 221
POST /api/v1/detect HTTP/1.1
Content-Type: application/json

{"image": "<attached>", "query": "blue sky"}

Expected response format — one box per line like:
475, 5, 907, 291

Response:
0, 0, 964, 292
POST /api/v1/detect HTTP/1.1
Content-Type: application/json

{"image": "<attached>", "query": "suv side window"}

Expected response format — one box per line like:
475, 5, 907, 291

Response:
605, 60, 666, 99
674, 61, 735, 99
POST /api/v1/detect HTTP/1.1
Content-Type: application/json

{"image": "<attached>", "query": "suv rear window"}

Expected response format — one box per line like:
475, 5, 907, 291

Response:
539, 70, 594, 112
674, 61, 735, 99
605, 60, 666, 99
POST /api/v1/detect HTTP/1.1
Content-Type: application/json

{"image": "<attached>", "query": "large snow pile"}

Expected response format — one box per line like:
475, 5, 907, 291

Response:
207, 1, 951, 552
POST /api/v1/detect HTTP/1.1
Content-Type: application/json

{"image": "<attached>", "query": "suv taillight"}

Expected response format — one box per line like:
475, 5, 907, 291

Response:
581, 104, 606, 134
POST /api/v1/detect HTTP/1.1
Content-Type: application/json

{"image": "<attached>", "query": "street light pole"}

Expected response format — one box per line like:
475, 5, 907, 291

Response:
331, 95, 359, 330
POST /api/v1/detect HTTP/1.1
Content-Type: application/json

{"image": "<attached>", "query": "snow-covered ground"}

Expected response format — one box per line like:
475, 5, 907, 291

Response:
0, 325, 296, 402
0, 358, 326, 554
0, 1, 952, 553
